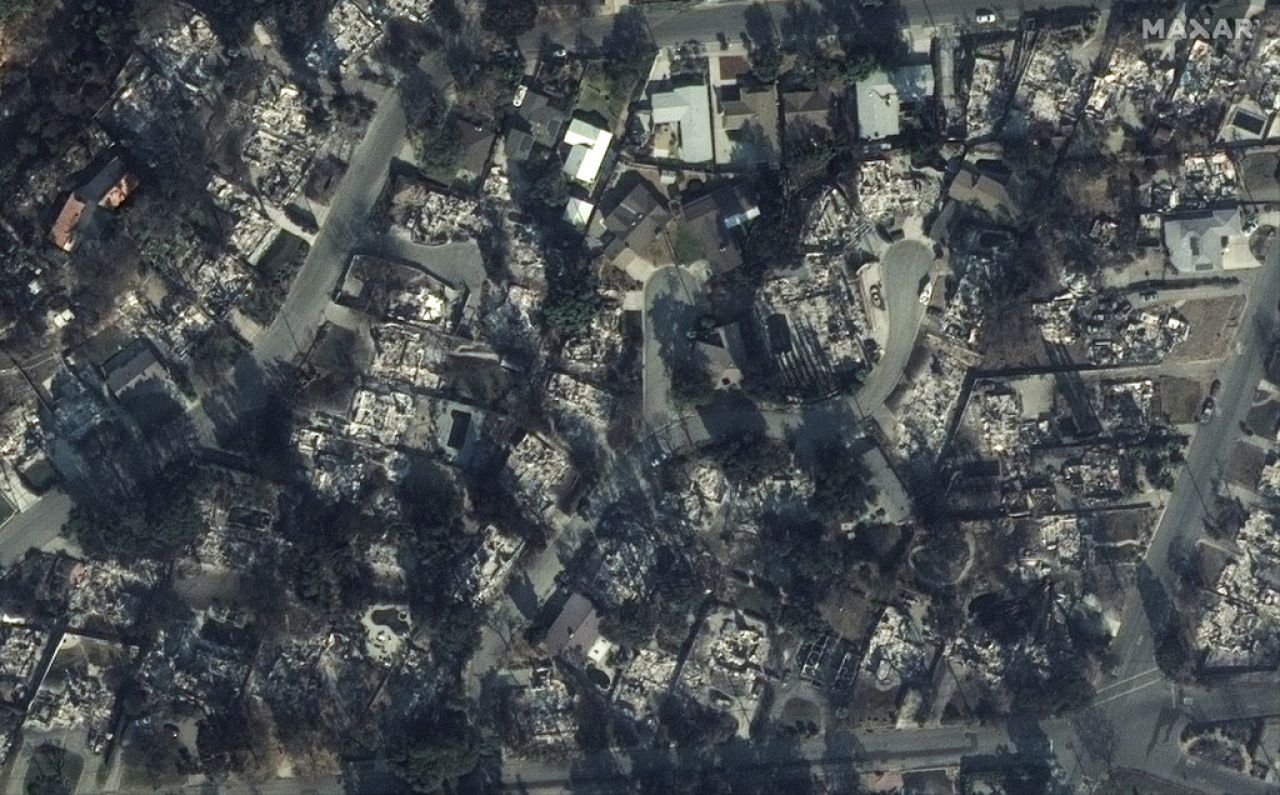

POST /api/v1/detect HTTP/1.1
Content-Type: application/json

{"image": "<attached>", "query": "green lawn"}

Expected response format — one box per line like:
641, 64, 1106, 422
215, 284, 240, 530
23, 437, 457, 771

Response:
576, 62, 639, 127
24, 744, 83, 795
674, 226, 705, 265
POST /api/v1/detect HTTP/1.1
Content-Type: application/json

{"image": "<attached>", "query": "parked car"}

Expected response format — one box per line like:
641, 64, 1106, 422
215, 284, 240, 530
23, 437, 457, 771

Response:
868, 283, 884, 309
865, 338, 882, 364
1199, 397, 1216, 423
975, 8, 998, 23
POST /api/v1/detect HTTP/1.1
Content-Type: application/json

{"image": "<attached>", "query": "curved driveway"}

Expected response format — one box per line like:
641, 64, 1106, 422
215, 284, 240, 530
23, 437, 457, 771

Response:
641, 238, 932, 458
857, 240, 933, 412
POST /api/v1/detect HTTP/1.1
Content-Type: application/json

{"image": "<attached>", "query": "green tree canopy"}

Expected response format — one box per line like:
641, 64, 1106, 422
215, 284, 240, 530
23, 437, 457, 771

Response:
480, 0, 537, 38
63, 466, 209, 560
389, 710, 489, 793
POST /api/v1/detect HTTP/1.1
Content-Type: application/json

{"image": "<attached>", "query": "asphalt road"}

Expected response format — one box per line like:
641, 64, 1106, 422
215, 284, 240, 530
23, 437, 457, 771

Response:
526, 0, 1111, 51
0, 488, 74, 566
641, 264, 707, 424
501, 668, 1280, 795
502, 722, 1017, 792
365, 238, 488, 293
251, 88, 409, 368
856, 239, 934, 414
1106, 248, 1280, 688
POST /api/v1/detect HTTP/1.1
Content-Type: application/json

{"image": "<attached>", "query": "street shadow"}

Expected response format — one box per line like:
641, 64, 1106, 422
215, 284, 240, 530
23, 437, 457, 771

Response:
198, 355, 303, 480
397, 64, 447, 128
1005, 713, 1053, 759
693, 390, 770, 448
1135, 562, 1192, 676
565, 747, 628, 793
506, 569, 540, 621
779, 0, 833, 49
1071, 705, 1118, 770
116, 379, 201, 457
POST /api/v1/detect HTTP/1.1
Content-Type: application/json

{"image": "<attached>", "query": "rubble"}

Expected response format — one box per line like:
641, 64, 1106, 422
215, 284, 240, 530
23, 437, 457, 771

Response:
677, 609, 772, 736
1013, 23, 1095, 128
758, 253, 871, 390
853, 156, 943, 229
613, 646, 678, 719
861, 606, 930, 692
462, 525, 526, 606
889, 340, 974, 462
1195, 510, 1280, 668
1033, 292, 1189, 365
502, 432, 574, 523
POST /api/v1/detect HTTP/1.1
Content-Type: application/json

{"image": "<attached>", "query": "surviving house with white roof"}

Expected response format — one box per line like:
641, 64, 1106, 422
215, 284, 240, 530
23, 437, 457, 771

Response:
855, 64, 936, 141
562, 114, 613, 189
1163, 207, 1258, 272
648, 80, 715, 165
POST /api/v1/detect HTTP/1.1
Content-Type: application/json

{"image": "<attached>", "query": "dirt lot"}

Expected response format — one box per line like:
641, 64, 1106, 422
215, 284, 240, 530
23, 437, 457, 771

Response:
979, 303, 1050, 368
1158, 375, 1206, 424
1228, 439, 1267, 491
1169, 295, 1247, 363
1096, 507, 1157, 545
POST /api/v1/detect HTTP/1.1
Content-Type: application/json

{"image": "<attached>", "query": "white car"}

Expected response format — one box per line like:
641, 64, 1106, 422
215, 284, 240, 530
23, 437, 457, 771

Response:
975, 8, 998, 23
512, 85, 528, 108
919, 280, 934, 306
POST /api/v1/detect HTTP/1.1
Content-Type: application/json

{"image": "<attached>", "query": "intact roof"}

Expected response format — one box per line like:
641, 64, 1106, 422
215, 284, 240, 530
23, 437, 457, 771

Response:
564, 134, 613, 186
452, 118, 495, 183
564, 196, 595, 227
601, 180, 670, 262
48, 156, 139, 252
564, 116, 609, 147
505, 128, 535, 161
102, 338, 164, 395
947, 165, 1016, 219
854, 65, 934, 140
603, 179, 668, 234
652, 89, 692, 124
1163, 207, 1255, 272
783, 88, 830, 115
50, 197, 87, 252
82, 157, 135, 207
722, 85, 779, 164
721, 84, 777, 131
854, 73, 899, 140
783, 87, 835, 140
544, 593, 600, 657
562, 113, 613, 185
650, 82, 715, 164
681, 183, 758, 273
100, 172, 139, 209
518, 90, 569, 148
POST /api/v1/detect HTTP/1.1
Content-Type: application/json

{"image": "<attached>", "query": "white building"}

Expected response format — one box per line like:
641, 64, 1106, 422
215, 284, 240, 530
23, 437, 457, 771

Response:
649, 82, 715, 164
855, 65, 935, 141
564, 196, 595, 227
1163, 208, 1257, 272
562, 116, 613, 188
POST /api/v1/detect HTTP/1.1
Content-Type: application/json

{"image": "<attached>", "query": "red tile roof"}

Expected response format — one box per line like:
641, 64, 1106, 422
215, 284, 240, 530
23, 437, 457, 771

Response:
49, 195, 86, 252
